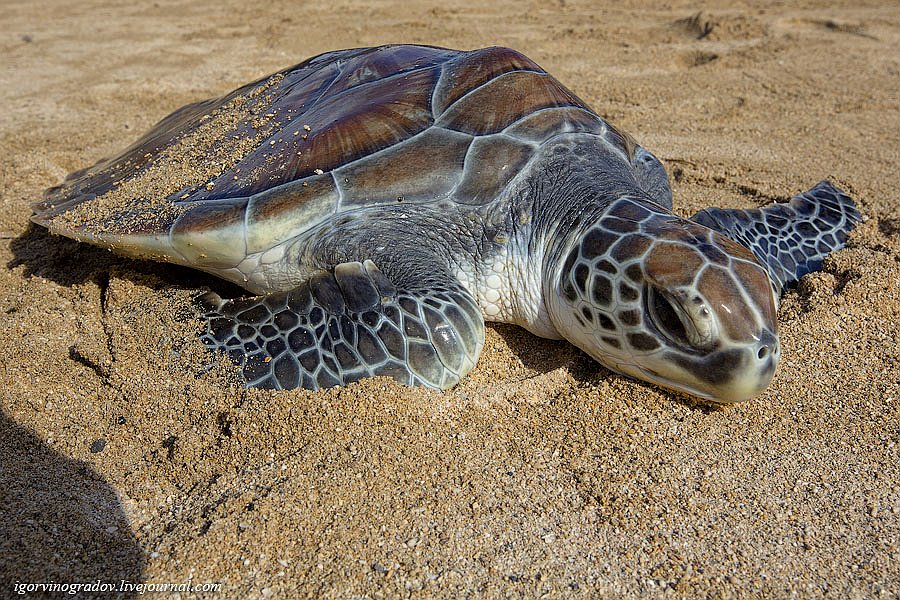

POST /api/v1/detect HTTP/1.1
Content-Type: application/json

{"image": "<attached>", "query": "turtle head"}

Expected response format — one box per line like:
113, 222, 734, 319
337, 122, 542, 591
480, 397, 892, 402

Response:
547, 197, 779, 403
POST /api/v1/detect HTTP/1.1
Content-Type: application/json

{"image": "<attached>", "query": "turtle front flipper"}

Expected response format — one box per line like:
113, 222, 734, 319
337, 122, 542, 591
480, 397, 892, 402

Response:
690, 180, 862, 295
199, 260, 485, 390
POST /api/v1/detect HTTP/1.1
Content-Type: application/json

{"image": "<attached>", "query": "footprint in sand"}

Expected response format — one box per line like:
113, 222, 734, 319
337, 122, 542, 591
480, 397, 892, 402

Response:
667, 12, 768, 70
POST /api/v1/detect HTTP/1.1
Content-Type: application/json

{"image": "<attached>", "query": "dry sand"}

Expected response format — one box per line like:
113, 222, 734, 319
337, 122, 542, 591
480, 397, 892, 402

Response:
1, 0, 899, 597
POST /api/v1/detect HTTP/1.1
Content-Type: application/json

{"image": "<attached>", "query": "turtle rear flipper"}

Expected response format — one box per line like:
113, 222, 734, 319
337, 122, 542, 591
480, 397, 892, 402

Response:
200, 260, 485, 390
690, 180, 862, 295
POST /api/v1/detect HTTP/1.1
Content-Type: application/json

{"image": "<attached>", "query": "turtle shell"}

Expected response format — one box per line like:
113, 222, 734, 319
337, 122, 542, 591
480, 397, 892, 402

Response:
32, 45, 626, 272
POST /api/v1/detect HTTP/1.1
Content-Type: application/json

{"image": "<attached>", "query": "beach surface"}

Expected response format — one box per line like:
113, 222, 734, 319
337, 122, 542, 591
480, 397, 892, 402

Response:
1, 0, 898, 596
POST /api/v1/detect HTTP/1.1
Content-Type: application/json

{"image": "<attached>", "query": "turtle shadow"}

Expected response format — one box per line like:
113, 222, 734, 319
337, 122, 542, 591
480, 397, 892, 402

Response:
0, 408, 146, 594
7, 223, 239, 295
491, 322, 612, 384
493, 323, 722, 414
8, 223, 129, 287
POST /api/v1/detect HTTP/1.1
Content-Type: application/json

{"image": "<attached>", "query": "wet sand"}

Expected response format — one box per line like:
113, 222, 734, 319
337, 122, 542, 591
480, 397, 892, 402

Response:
1, 0, 898, 596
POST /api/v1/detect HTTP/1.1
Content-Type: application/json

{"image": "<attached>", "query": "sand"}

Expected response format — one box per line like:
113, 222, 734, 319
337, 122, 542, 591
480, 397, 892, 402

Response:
1, 0, 898, 597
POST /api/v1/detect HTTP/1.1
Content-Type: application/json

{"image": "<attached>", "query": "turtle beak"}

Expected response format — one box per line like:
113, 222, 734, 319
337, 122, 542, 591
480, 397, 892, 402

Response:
715, 328, 779, 402
670, 328, 780, 403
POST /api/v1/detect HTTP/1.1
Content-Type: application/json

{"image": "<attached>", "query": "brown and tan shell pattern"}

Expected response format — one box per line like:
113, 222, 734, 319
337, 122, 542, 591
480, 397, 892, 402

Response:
32, 45, 624, 271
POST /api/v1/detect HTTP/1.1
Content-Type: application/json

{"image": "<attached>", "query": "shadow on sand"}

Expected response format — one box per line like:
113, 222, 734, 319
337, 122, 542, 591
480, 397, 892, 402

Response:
0, 408, 146, 596
7, 223, 245, 300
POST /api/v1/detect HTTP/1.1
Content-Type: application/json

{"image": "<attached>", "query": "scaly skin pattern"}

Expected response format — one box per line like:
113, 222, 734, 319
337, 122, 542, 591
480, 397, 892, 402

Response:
546, 196, 779, 402
201, 260, 484, 390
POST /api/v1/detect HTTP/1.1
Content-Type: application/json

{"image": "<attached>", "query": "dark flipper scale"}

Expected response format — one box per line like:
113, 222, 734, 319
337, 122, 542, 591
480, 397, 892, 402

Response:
691, 180, 862, 295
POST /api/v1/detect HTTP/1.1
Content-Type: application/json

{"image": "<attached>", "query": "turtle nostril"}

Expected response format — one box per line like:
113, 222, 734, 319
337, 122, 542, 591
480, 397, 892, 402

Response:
756, 330, 779, 362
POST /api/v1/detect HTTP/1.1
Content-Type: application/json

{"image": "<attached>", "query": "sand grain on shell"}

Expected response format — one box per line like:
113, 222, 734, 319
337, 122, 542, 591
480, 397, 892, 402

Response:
48, 74, 286, 235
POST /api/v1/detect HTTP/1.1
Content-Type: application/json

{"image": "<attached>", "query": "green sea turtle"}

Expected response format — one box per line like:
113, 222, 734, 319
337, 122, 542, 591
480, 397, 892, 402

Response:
31, 45, 861, 402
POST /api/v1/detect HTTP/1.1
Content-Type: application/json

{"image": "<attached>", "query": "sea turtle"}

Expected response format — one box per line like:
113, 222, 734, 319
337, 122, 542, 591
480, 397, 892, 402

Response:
32, 45, 861, 402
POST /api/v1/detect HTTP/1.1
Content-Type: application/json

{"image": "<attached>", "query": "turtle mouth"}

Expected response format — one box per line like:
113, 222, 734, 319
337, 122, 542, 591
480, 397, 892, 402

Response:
636, 365, 720, 402
645, 285, 698, 352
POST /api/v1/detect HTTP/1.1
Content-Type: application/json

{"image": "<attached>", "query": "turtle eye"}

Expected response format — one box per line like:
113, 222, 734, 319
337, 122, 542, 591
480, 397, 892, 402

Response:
647, 286, 691, 348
